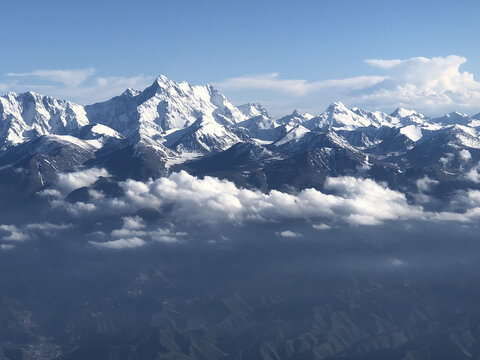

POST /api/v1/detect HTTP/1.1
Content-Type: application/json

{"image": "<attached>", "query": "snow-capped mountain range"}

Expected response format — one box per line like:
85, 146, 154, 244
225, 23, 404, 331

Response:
2, 74, 480, 201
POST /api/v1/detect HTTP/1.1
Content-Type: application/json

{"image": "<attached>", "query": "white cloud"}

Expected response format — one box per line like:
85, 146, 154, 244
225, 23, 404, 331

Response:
2, 68, 152, 104
0, 225, 29, 242
25, 223, 73, 231
276, 230, 301, 238
55, 168, 109, 195
47, 170, 424, 226
0, 222, 76, 245
465, 163, 480, 183
459, 149, 472, 162
439, 153, 454, 167
90, 237, 146, 249
54, 75, 151, 103
313, 223, 331, 230
122, 216, 146, 230
215, 72, 386, 96
7, 68, 95, 87
216, 55, 480, 115
360, 55, 480, 112
416, 176, 439, 193
38, 169, 480, 244
0, 244, 15, 251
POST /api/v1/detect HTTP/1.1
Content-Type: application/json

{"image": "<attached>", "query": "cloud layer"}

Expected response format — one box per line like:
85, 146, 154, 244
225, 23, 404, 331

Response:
5, 169, 480, 250
46, 170, 426, 228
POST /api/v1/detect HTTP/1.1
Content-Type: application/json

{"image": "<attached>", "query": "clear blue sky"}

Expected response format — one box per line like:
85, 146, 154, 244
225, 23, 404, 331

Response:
1, 0, 480, 115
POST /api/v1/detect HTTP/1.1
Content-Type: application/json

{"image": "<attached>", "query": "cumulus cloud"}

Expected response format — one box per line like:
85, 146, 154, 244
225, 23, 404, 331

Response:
439, 153, 455, 167
46, 170, 424, 226
416, 176, 439, 193
276, 230, 301, 238
10, 169, 480, 251
0, 222, 75, 246
216, 55, 480, 115
459, 149, 472, 162
150, 228, 186, 243
87, 216, 188, 250
34, 169, 480, 251
465, 162, 480, 183
122, 216, 146, 230
361, 55, 480, 111
54, 168, 109, 195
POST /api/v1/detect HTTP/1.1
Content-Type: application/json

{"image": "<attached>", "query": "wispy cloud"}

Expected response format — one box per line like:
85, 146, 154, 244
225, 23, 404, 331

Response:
90, 237, 146, 249
215, 72, 386, 96
2, 68, 152, 104
7, 68, 95, 87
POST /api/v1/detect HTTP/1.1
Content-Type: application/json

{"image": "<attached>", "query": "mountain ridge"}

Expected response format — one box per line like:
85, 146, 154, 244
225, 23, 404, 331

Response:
2, 74, 480, 201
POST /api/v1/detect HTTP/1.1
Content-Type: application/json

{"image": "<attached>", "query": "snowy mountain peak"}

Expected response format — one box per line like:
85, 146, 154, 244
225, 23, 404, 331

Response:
390, 107, 425, 119
237, 103, 270, 118
433, 111, 470, 126
277, 109, 313, 127
154, 74, 171, 86
122, 88, 140, 97
326, 101, 349, 113
0, 91, 89, 147
311, 102, 380, 129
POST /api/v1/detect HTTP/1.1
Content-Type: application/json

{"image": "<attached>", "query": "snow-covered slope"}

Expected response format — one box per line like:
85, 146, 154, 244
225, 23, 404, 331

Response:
274, 125, 310, 146
237, 103, 270, 118
306, 102, 396, 130
4, 74, 480, 192
168, 116, 244, 154
433, 112, 471, 126
86, 75, 250, 154
0, 91, 88, 148
278, 110, 314, 127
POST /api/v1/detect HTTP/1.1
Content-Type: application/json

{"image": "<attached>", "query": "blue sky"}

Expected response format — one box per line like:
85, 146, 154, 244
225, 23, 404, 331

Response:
1, 0, 480, 116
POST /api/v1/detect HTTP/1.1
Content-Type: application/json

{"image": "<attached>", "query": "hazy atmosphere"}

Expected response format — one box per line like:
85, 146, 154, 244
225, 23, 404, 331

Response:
2, 1, 480, 359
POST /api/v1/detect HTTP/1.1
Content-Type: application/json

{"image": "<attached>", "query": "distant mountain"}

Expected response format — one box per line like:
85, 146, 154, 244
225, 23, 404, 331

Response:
2, 74, 480, 200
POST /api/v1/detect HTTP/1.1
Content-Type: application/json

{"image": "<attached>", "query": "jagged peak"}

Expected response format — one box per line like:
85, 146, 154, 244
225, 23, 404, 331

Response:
238, 102, 270, 118
444, 111, 469, 118
326, 101, 348, 112
155, 74, 171, 84
390, 107, 424, 118
121, 88, 139, 97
